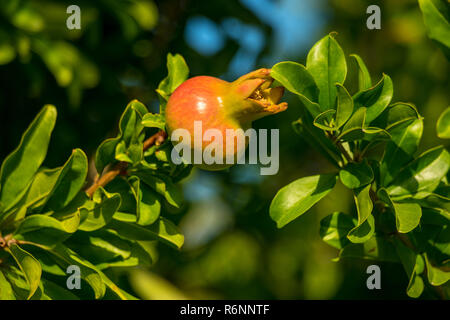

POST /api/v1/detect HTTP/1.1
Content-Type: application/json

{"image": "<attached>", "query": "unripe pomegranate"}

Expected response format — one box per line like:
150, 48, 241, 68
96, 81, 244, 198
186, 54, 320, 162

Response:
165, 68, 288, 170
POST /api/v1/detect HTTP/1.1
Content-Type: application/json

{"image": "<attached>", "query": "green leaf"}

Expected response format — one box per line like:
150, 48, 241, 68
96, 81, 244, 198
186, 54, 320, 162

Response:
380, 119, 423, 186
142, 113, 166, 131
138, 184, 161, 226
347, 185, 375, 243
335, 84, 354, 129
313, 110, 337, 131
418, 0, 450, 48
373, 102, 420, 131
319, 212, 356, 249
337, 235, 399, 262
424, 253, 450, 286
306, 33, 347, 111
46, 243, 106, 299
5, 168, 61, 216
6, 244, 42, 299
13, 215, 81, 248
394, 239, 425, 298
350, 54, 372, 91
437, 106, 450, 139
270, 61, 321, 117
108, 217, 184, 249
157, 53, 189, 114
339, 160, 374, 189
378, 188, 422, 233
15, 213, 79, 236
270, 173, 337, 228
337, 107, 366, 141
96, 241, 153, 270
78, 187, 121, 232
387, 146, 450, 197
44, 149, 88, 211
0, 105, 57, 212
0, 269, 16, 300
137, 173, 183, 208
95, 100, 147, 174
353, 74, 393, 124
158, 53, 189, 95
66, 229, 132, 262
126, 176, 161, 226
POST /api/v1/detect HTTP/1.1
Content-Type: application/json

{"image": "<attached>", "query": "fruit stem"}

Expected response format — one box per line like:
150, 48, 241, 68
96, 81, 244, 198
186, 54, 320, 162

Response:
86, 130, 167, 197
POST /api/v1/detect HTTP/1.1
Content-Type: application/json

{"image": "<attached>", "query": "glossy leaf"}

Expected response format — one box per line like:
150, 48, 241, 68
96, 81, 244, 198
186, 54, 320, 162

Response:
47, 243, 106, 299
95, 100, 147, 174
320, 212, 356, 249
0, 105, 57, 212
15, 213, 79, 236
380, 119, 423, 186
271, 61, 321, 117
137, 173, 183, 208
157, 53, 189, 96
313, 110, 336, 131
337, 107, 366, 141
138, 184, 161, 226
109, 217, 184, 249
373, 102, 420, 131
335, 84, 354, 129
270, 173, 337, 228
436, 106, 450, 139
350, 54, 371, 91
347, 185, 375, 243
353, 74, 393, 124
337, 235, 399, 262
306, 34, 347, 111
44, 149, 88, 211
387, 146, 450, 197
6, 244, 42, 299
378, 189, 422, 233
78, 187, 121, 232
339, 160, 374, 189
418, 0, 450, 48
142, 113, 166, 131
0, 269, 16, 299
424, 253, 450, 286
394, 239, 425, 298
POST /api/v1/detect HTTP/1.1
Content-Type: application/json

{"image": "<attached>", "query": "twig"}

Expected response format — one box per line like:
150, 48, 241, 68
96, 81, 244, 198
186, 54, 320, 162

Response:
85, 130, 167, 197
336, 140, 353, 164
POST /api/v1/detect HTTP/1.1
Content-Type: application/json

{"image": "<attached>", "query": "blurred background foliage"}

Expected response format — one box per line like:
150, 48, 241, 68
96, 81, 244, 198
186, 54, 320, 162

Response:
0, 0, 448, 299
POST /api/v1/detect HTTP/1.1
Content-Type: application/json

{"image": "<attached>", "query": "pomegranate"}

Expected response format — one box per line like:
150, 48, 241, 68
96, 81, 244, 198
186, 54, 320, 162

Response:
165, 68, 288, 170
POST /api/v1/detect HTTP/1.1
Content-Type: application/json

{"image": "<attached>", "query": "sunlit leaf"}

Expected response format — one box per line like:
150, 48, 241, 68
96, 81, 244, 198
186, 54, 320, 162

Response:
380, 119, 423, 186
378, 188, 422, 233
353, 74, 393, 124
306, 33, 347, 111
394, 239, 425, 298
270, 173, 337, 228
6, 244, 42, 299
0, 105, 56, 212
271, 61, 321, 117
418, 0, 450, 48
350, 54, 371, 91
347, 185, 375, 243
109, 217, 184, 249
436, 106, 450, 139
387, 146, 450, 197
320, 212, 356, 249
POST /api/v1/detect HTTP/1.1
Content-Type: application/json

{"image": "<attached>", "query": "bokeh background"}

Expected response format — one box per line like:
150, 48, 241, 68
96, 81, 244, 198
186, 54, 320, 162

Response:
0, 0, 449, 299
